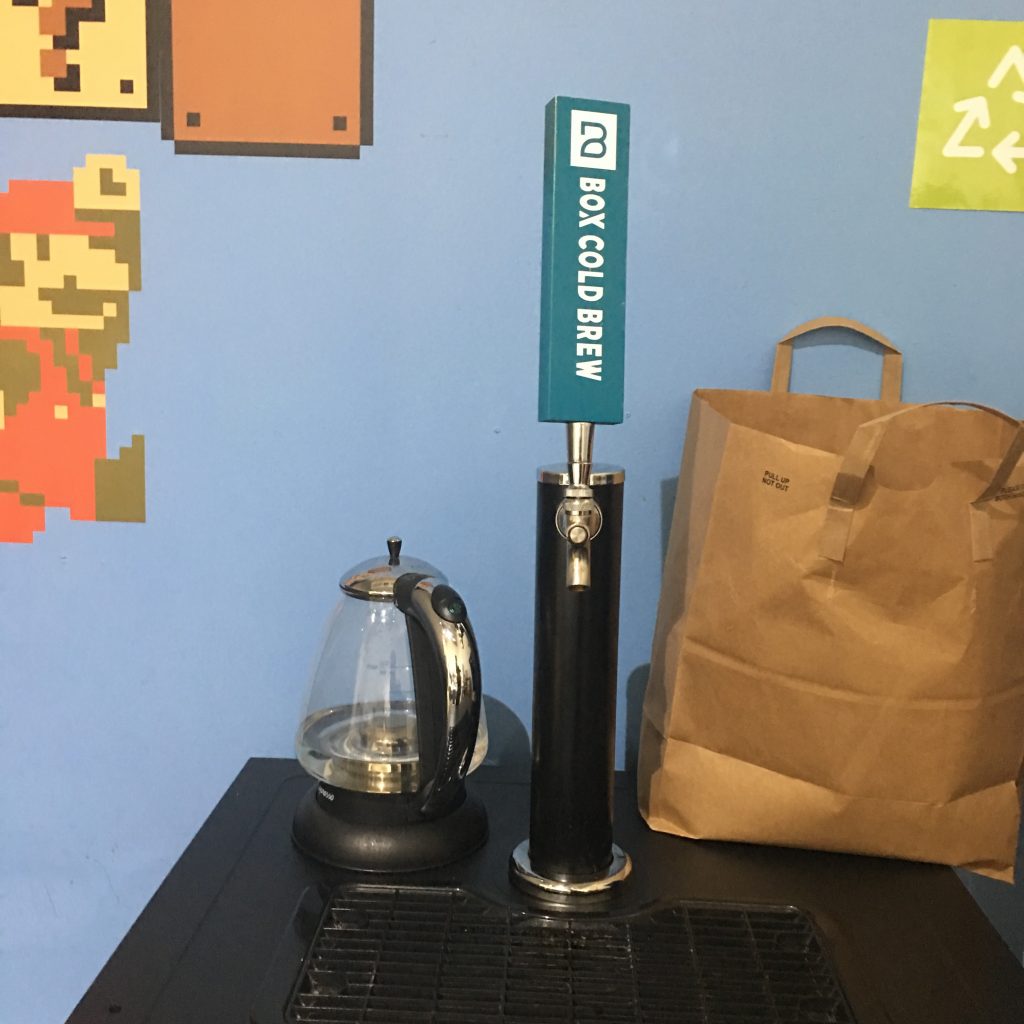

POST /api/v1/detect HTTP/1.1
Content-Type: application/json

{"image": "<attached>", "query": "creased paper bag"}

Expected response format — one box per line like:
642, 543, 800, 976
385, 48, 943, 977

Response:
639, 317, 1024, 879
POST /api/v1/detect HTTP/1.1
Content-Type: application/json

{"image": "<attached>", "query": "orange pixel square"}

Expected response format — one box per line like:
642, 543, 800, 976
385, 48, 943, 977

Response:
164, 0, 373, 157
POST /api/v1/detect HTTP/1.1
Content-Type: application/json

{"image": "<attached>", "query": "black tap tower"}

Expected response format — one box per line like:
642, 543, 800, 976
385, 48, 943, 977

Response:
509, 464, 630, 898
512, 96, 632, 897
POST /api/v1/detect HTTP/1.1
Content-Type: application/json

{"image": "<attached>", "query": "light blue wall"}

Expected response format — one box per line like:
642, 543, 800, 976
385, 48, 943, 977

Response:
2, 3, 1022, 1021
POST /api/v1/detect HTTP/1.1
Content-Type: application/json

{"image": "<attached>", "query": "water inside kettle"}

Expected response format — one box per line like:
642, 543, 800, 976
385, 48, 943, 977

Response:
297, 701, 421, 794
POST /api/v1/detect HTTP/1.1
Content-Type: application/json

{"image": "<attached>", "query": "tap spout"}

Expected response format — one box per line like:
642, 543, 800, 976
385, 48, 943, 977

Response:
559, 423, 603, 590
557, 486, 603, 591
566, 521, 592, 590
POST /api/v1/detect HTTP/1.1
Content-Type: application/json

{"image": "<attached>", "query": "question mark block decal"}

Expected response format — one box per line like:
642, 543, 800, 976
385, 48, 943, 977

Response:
0, 0, 156, 120
165, 0, 373, 157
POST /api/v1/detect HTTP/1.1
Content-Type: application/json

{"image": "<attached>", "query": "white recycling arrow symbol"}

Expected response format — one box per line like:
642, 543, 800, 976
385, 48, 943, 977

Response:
987, 43, 1024, 99
993, 73, 1024, 174
942, 44, 1024, 175
992, 130, 1024, 174
942, 96, 990, 158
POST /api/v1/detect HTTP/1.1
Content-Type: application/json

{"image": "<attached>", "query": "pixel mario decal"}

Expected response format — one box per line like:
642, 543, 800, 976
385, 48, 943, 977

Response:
0, 154, 144, 543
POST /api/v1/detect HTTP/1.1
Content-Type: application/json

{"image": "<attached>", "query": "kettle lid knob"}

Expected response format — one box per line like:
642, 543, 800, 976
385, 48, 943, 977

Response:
387, 536, 402, 566
340, 537, 442, 599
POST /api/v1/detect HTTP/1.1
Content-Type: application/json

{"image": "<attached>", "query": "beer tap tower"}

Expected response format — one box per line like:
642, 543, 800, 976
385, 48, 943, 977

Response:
510, 97, 632, 898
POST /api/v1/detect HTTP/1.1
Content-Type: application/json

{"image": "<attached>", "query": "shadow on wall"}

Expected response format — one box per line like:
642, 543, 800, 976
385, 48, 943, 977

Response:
623, 474, 679, 775
623, 664, 649, 775
479, 696, 530, 777
660, 476, 678, 574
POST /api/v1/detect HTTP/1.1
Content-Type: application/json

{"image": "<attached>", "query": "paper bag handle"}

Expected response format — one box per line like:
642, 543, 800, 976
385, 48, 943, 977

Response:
820, 402, 1024, 564
771, 317, 903, 402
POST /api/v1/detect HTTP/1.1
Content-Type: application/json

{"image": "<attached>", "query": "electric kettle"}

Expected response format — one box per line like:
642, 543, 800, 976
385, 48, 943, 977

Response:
292, 537, 488, 870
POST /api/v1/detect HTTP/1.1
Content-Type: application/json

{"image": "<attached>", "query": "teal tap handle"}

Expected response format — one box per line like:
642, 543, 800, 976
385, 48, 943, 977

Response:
538, 96, 631, 425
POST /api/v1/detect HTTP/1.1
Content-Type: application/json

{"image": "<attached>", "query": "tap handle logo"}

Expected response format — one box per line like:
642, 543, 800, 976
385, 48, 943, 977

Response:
570, 110, 618, 171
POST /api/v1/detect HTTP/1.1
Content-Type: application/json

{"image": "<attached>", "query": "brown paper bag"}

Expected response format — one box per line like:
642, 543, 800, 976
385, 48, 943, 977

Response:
639, 317, 1024, 879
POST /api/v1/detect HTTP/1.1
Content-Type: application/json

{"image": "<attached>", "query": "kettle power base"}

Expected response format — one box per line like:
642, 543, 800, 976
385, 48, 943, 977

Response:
292, 785, 489, 872
254, 884, 857, 1024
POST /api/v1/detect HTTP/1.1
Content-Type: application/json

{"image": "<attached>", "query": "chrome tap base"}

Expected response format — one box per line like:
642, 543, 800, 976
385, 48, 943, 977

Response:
510, 840, 632, 897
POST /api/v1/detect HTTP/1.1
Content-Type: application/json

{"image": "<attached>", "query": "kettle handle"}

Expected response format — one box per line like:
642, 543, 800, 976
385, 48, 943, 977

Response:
394, 573, 482, 816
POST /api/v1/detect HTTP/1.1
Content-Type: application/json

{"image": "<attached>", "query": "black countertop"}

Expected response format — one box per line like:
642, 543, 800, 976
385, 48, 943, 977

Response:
67, 759, 1024, 1023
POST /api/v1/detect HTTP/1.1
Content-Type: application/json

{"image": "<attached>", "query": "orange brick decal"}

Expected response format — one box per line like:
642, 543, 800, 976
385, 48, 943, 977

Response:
0, 155, 144, 543
164, 0, 373, 157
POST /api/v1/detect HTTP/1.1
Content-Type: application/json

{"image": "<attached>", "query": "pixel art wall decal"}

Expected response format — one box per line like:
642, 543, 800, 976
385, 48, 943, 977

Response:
0, 155, 145, 543
0, 0, 158, 121
161, 0, 373, 157
1, 0, 374, 159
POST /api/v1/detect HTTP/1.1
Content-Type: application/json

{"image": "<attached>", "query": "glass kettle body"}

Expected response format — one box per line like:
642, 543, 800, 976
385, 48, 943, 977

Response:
295, 538, 488, 813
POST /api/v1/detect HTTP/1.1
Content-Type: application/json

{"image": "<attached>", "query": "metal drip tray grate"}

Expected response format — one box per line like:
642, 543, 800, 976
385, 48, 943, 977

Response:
277, 885, 856, 1023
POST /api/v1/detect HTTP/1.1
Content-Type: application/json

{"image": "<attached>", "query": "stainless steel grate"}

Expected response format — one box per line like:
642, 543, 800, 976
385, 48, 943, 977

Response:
284, 885, 856, 1023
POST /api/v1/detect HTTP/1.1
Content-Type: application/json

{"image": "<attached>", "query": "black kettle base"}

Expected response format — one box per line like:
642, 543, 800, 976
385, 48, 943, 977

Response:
291, 783, 488, 872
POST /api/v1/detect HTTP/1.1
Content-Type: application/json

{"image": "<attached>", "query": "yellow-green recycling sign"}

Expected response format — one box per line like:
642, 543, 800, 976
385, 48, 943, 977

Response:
911, 19, 1024, 212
